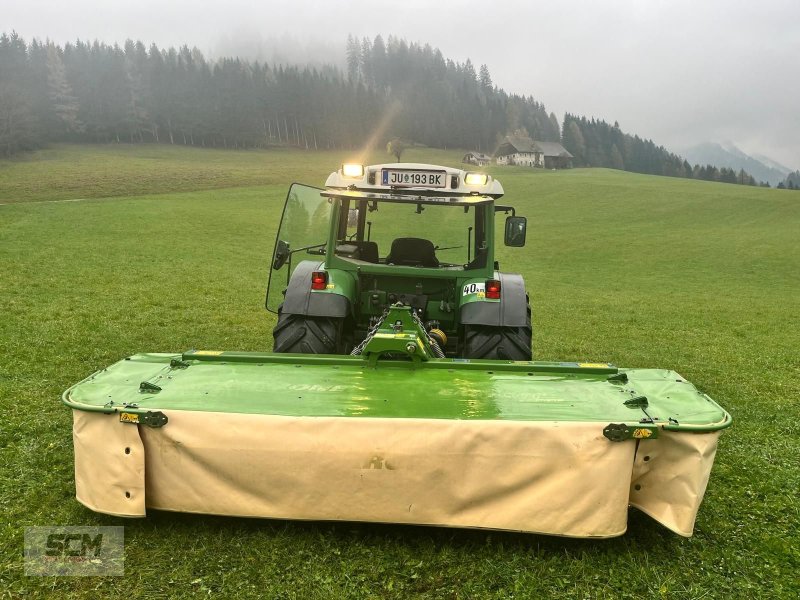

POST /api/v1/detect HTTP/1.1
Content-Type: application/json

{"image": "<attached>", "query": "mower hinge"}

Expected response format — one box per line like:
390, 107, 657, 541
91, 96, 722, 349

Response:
603, 423, 629, 442
603, 423, 659, 442
139, 381, 162, 393
607, 372, 628, 383
139, 411, 168, 427
170, 358, 191, 369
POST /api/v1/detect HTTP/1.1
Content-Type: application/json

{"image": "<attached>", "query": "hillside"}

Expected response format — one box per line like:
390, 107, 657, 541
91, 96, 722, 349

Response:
0, 143, 464, 204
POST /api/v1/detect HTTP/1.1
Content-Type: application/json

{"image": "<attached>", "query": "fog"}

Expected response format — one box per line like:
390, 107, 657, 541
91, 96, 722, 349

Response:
5, 0, 799, 169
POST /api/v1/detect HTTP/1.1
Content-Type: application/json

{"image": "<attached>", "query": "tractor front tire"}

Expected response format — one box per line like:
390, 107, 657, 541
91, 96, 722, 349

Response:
272, 308, 346, 354
463, 321, 532, 361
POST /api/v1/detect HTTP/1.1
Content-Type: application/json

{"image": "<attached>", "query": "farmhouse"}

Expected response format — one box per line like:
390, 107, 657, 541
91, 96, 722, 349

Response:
495, 136, 573, 169
462, 151, 492, 166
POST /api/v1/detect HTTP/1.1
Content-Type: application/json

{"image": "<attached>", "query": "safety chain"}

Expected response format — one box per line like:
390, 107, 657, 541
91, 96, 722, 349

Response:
351, 307, 445, 358
411, 310, 446, 358
350, 309, 389, 355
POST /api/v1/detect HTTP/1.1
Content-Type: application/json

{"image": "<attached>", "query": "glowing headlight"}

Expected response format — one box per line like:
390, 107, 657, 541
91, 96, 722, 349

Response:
342, 164, 365, 178
464, 172, 488, 185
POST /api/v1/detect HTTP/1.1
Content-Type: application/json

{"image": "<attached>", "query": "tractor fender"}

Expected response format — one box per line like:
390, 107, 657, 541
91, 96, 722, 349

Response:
459, 272, 529, 327
280, 260, 353, 318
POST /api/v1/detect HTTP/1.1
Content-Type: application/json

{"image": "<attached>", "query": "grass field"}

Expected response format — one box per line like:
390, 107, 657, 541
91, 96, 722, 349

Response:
1, 144, 798, 598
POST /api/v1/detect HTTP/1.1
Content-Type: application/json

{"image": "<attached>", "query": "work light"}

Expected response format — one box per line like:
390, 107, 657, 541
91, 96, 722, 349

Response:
464, 172, 488, 185
342, 164, 365, 178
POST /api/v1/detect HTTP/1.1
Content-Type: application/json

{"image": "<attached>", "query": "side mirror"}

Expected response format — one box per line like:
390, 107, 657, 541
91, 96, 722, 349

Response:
273, 239, 290, 270
504, 216, 527, 247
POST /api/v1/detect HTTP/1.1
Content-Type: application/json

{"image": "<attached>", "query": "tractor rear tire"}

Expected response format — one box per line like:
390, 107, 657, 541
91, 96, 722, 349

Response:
463, 309, 532, 360
272, 307, 346, 354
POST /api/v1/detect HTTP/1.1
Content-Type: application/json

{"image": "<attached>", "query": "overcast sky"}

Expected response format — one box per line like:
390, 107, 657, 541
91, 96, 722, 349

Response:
5, 0, 799, 169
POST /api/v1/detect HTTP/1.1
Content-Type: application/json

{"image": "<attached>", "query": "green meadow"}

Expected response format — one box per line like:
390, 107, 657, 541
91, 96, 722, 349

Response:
1, 144, 798, 598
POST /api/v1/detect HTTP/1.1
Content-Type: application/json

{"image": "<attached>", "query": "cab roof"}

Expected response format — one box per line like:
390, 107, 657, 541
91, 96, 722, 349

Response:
325, 163, 504, 199
321, 189, 495, 206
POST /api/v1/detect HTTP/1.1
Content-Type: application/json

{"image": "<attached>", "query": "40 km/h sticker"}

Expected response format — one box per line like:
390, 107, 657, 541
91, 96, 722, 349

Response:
463, 283, 485, 296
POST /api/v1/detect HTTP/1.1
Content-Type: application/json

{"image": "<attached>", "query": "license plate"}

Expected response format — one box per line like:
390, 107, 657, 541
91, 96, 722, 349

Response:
382, 169, 446, 188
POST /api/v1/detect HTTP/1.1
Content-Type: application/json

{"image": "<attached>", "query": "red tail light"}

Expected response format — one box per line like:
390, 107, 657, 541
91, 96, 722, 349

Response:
485, 279, 501, 299
311, 271, 328, 290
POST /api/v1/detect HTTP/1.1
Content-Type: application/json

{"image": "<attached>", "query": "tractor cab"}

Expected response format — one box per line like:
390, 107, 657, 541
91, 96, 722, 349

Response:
266, 163, 531, 359
323, 163, 525, 270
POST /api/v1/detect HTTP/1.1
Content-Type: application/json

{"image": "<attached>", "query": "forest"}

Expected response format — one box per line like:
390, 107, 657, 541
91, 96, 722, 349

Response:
0, 32, 557, 156
0, 31, 782, 187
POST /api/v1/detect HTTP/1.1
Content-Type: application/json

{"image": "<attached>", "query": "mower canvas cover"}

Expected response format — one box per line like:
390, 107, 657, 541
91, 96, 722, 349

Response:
65, 347, 729, 538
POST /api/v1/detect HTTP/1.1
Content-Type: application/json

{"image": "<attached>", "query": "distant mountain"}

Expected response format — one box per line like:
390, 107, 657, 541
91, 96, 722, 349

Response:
751, 153, 793, 176
680, 142, 788, 186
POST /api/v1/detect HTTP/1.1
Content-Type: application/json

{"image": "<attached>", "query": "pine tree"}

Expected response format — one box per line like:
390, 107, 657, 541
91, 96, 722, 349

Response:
45, 43, 83, 136
562, 119, 586, 166
123, 40, 151, 142
610, 144, 624, 170
785, 170, 800, 188
0, 82, 37, 156
478, 64, 492, 89
0, 32, 40, 154
463, 59, 476, 82
548, 112, 560, 140
359, 37, 373, 87
346, 34, 360, 82
371, 35, 386, 87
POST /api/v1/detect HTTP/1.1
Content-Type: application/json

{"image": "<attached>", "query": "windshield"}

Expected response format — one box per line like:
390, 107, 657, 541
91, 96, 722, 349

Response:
266, 184, 331, 312
336, 199, 485, 268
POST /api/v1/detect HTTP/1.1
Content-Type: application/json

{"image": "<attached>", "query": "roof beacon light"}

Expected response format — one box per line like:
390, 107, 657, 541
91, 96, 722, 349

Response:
342, 164, 365, 178
464, 172, 489, 186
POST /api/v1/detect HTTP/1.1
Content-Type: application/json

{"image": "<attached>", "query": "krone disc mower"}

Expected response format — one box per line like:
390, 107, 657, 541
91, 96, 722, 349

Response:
64, 163, 731, 537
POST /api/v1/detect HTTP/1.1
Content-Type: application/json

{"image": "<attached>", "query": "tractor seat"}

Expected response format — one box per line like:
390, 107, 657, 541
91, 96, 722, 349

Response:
335, 241, 379, 263
385, 237, 439, 267
356, 241, 379, 263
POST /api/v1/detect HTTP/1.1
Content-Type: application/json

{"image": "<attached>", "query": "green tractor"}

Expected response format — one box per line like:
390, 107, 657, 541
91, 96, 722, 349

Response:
266, 163, 532, 360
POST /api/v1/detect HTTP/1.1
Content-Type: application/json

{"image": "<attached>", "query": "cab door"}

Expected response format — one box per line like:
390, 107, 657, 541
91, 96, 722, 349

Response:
265, 184, 332, 313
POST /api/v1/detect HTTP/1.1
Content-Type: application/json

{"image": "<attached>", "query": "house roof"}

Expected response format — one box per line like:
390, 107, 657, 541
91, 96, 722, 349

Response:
464, 152, 491, 160
532, 141, 574, 158
495, 136, 574, 158
496, 136, 538, 155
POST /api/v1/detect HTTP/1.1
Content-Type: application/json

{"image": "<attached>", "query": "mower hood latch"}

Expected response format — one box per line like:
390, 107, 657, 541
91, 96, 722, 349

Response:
624, 394, 659, 423
624, 395, 648, 408
139, 381, 162, 393
607, 372, 628, 383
